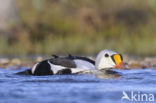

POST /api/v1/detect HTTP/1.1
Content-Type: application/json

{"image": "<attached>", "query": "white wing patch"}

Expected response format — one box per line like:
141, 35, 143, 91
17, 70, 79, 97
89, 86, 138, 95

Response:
47, 60, 66, 74
31, 63, 39, 74
74, 59, 95, 70
70, 68, 87, 74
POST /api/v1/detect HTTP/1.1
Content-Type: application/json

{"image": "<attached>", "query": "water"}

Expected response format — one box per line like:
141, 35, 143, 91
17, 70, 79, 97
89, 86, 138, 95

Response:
0, 68, 156, 103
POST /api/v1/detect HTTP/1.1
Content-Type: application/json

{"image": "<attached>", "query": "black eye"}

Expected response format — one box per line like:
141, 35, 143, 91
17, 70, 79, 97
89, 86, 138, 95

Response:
105, 53, 109, 57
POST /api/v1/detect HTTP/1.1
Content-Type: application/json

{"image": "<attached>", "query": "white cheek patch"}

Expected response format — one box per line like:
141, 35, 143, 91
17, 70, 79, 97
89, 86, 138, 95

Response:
97, 57, 116, 69
107, 57, 116, 66
104, 58, 116, 68
95, 49, 120, 69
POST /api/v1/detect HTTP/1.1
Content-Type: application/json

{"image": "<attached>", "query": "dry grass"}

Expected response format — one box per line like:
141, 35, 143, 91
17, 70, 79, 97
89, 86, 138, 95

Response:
0, 0, 156, 56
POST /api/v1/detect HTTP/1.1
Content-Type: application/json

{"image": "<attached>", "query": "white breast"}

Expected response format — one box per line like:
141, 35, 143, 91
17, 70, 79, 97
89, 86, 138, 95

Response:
74, 59, 95, 70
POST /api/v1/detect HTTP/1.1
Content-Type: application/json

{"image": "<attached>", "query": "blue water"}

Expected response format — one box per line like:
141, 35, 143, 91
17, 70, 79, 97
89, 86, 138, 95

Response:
0, 68, 156, 103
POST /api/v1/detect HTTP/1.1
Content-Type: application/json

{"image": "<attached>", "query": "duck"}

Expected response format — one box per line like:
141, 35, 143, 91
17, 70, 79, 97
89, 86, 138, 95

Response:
16, 49, 123, 75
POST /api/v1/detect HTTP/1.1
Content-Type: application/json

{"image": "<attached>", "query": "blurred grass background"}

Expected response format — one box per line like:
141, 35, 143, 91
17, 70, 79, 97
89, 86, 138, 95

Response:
0, 0, 156, 56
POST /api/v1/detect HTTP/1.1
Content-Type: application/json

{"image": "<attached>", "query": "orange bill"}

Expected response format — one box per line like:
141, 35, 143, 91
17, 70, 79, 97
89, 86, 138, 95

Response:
112, 54, 123, 69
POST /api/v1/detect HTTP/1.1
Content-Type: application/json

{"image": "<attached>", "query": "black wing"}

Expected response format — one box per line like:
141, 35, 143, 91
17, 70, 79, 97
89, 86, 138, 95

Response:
66, 54, 95, 65
49, 58, 76, 68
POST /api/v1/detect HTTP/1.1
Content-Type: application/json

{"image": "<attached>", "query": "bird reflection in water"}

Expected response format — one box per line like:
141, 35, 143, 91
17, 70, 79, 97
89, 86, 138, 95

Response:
95, 69, 121, 79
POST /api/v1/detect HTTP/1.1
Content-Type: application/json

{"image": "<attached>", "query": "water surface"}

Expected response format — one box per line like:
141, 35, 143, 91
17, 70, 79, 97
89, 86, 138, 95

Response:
0, 68, 156, 103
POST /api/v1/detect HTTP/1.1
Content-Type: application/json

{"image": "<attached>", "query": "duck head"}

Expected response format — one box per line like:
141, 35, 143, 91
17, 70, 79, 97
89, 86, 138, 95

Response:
95, 49, 123, 70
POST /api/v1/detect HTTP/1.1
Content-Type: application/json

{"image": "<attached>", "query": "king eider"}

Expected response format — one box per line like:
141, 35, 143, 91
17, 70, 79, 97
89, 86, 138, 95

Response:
16, 49, 123, 75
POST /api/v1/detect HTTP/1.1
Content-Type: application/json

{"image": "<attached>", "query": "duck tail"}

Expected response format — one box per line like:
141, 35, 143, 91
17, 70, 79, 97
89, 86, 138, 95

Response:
16, 69, 32, 75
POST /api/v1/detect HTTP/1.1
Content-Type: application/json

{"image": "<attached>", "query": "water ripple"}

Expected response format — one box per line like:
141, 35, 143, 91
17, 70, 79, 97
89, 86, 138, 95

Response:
0, 68, 156, 103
